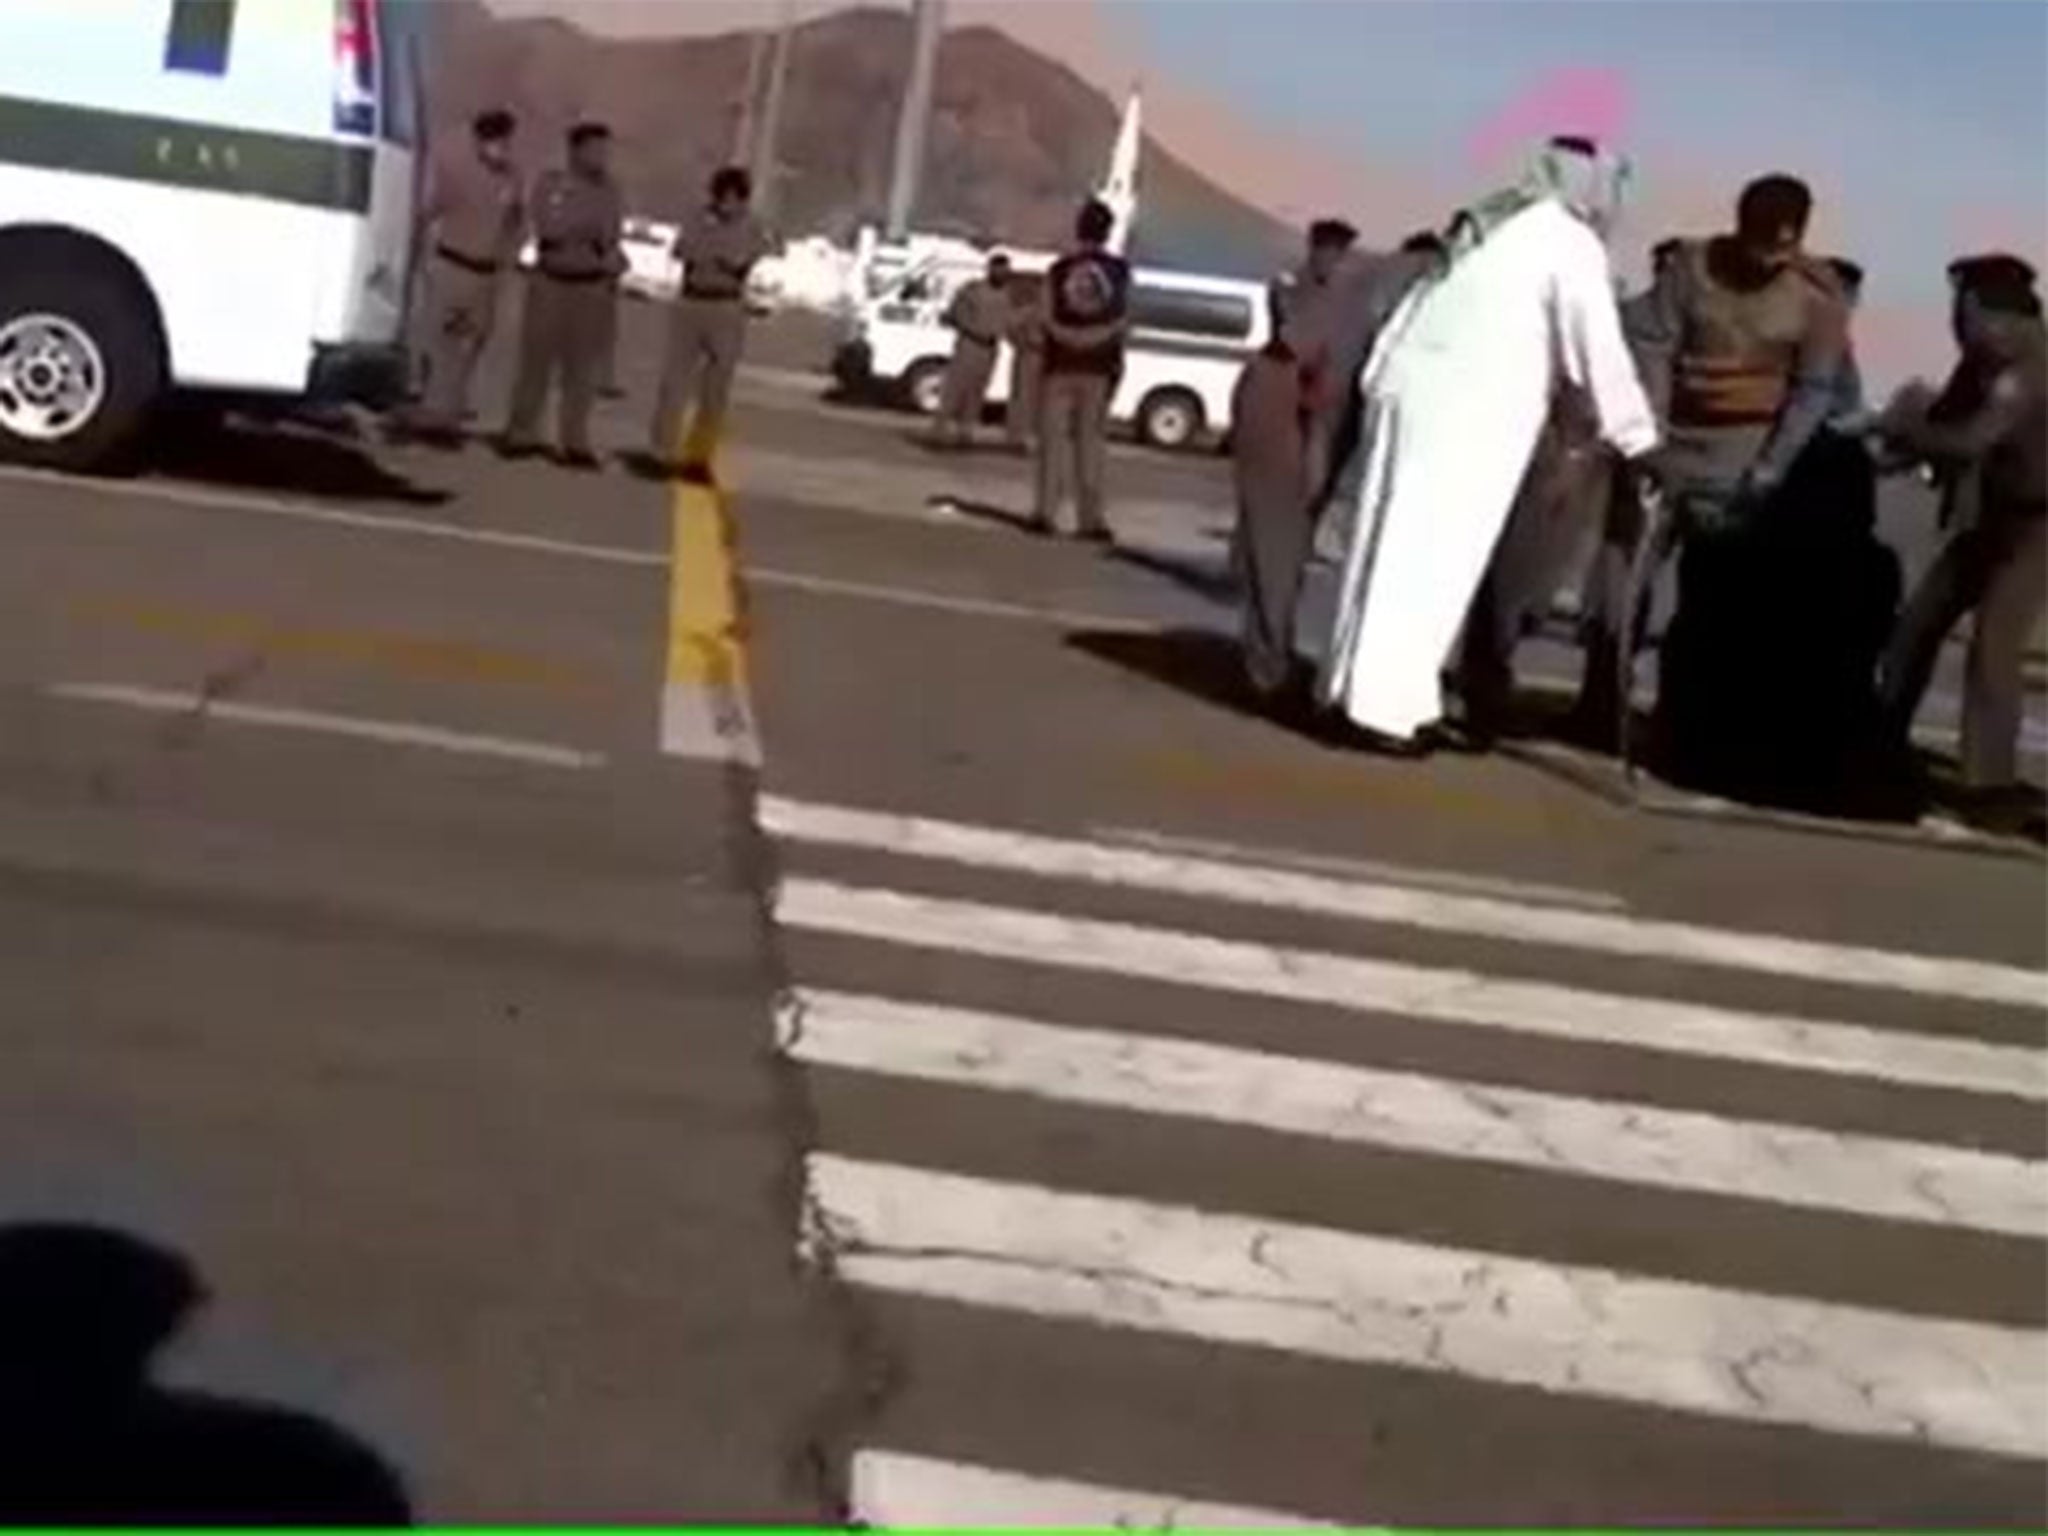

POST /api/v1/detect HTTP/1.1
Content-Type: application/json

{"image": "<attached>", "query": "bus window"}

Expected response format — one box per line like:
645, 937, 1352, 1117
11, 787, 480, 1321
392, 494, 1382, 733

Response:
1129, 285, 1254, 342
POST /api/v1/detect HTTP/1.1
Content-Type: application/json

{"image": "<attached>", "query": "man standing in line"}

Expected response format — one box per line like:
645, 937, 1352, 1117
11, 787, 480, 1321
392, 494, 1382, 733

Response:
1570, 176, 1850, 753
399, 108, 523, 447
929, 252, 1012, 449
1273, 219, 1359, 498
1877, 256, 2046, 820
648, 166, 774, 481
1234, 225, 1435, 702
1033, 199, 1132, 542
499, 122, 624, 470
1003, 271, 1045, 453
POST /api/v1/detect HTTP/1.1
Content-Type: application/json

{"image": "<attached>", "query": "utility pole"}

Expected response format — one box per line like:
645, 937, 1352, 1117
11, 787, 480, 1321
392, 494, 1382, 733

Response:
883, 0, 942, 241
751, 0, 797, 224
732, 28, 767, 166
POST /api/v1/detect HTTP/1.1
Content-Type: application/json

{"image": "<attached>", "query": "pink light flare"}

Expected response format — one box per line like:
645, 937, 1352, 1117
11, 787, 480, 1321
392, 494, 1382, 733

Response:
1465, 67, 1635, 175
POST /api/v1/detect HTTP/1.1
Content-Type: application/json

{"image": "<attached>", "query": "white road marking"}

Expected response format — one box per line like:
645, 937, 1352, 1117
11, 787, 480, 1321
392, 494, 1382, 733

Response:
810, 1157, 2048, 1459
1095, 822, 1628, 912
0, 465, 1152, 631
658, 680, 763, 768
774, 881, 2048, 1102
746, 566, 1151, 631
761, 797, 2045, 1008
785, 991, 2045, 1237
849, 1449, 1347, 1530
48, 683, 606, 769
0, 464, 666, 567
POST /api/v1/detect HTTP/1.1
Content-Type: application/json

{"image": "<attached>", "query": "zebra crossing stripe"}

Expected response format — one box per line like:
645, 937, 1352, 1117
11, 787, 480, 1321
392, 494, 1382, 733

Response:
809, 1156, 2047, 1459
849, 1448, 1348, 1529
774, 880, 2048, 1102
783, 989, 2046, 1237
759, 795, 2045, 1007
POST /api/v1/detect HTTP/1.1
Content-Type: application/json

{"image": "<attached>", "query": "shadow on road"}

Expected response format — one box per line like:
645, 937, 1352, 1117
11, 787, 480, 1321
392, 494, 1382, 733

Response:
153, 416, 451, 508
1108, 543, 1238, 603
0, 1222, 412, 1525
1066, 625, 1268, 719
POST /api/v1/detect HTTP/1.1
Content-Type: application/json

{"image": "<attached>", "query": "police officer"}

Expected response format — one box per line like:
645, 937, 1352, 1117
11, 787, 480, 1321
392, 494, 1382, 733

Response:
649, 166, 774, 479
1034, 198, 1132, 541
500, 122, 623, 469
1234, 232, 1441, 702
1573, 177, 1850, 752
402, 109, 523, 446
1003, 273, 1044, 453
1877, 257, 2047, 817
930, 252, 1011, 449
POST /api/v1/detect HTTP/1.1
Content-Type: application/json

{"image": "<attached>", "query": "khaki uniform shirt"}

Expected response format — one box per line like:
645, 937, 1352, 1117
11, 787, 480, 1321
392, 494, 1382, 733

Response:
423, 151, 524, 268
675, 208, 772, 300
945, 278, 1010, 346
530, 168, 622, 281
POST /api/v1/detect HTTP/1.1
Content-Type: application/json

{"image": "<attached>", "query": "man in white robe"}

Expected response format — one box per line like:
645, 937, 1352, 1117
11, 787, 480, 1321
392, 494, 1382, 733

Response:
1318, 138, 1662, 749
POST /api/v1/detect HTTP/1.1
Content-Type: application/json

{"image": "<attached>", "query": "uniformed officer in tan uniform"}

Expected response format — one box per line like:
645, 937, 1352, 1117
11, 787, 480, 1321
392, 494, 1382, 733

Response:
1573, 177, 1849, 741
648, 166, 773, 479
1003, 273, 1044, 452
402, 109, 523, 445
1034, 199, 1132, 541
500, 123, 624, 469
930, 252, 1012, 448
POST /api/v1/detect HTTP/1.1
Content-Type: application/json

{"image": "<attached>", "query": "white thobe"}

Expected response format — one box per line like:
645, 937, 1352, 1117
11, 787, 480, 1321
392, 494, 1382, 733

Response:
1318, 200, 1660, 741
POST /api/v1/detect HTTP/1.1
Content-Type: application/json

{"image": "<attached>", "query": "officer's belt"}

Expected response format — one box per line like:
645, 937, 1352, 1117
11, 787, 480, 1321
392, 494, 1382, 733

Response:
435, 245, 500, 275
681, 284, 745, 302
536, 268, 611, 285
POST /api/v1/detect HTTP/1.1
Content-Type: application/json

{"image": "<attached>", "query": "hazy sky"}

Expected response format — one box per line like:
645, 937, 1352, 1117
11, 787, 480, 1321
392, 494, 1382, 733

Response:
487, 0, 2047, 380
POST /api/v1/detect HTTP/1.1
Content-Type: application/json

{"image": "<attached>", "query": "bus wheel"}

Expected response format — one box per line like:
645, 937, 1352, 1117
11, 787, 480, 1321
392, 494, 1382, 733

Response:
904, 358, 949, 417
1138, 387, 1205, 451
0, 259, 162, 472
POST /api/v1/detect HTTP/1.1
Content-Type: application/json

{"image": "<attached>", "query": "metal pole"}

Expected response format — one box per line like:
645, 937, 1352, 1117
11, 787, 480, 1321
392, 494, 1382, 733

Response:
883, 0, 942, 240
732, 27, 768, 166
752, 0, 797, 223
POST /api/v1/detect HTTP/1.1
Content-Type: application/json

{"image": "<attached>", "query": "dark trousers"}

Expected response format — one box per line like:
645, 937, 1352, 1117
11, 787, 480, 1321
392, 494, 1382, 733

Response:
1881, 506, 2047, 789
1230, 353, 1311, 695
504, 274, 608, 454
1460, 438, 1615, 727
1034, 370, 1115, 536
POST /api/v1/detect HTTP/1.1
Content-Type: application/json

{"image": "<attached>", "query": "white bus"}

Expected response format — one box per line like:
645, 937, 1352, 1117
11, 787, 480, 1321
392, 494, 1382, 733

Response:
831, 256, 1270, 451
0, 0, 425, 471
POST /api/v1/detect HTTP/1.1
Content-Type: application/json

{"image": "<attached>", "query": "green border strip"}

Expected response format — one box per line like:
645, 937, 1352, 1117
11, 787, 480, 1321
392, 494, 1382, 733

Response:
0, 94, 372, 214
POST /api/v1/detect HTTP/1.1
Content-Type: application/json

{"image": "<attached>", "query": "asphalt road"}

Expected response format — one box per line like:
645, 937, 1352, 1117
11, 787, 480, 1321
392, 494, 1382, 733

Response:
0, 302, 2041, 1524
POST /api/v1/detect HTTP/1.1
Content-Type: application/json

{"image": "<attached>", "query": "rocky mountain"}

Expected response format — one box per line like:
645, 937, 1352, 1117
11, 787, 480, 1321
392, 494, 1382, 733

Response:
426, 0, 1297, 277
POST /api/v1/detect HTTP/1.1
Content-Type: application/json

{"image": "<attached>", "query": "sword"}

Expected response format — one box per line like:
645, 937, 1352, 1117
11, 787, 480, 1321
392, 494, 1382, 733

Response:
1616, 467, 1668, 801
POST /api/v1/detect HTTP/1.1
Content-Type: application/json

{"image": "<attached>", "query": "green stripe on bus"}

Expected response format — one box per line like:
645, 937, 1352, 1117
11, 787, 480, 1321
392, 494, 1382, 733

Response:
0, 95, 372, 214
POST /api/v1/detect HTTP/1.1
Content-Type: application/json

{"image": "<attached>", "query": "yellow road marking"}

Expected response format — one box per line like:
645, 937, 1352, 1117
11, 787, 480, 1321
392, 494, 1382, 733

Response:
1125, 746, 1595, 832
662, 479, 761, 761
70, 597, 603, 696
